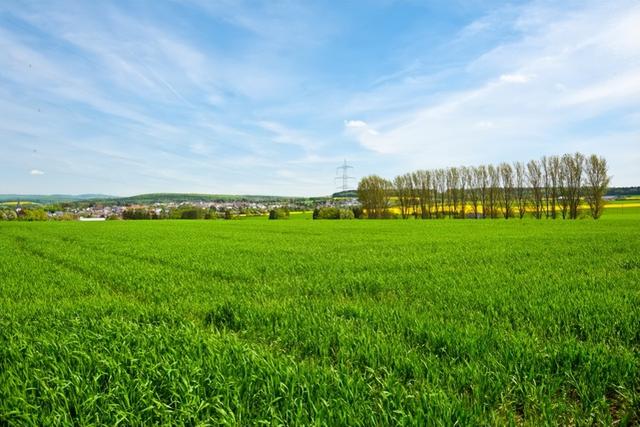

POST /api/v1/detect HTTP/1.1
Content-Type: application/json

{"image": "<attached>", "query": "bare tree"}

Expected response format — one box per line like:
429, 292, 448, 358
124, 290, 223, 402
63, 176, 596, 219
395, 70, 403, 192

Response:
478, 165, 489, 219
409, 174, 420, 218
564, 152, 585, 219
436, 169, 447, 218
467, 167, 480, 219
425, 170, 435, 219
431, 169, 440, 218
527, 160, 543, 219
394, 174, 413, 219
357, 175, 392, 219
499, 163, 515, 219
542, 156, 551, 218
514, 161, 527, 219
584, 154, 610, 219
488, 165, 500, 218
412, 171, 426, 219
548, 155, 561, 219
459, 166, 468, 219
447, 167, 461, 218
558, 160, 570, 219
418, 170, 434, 219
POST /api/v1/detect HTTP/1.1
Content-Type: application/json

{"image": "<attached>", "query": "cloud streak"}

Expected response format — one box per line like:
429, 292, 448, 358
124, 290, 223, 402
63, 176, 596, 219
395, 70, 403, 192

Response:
0, 0, 638, 196
343, 1, 640, 184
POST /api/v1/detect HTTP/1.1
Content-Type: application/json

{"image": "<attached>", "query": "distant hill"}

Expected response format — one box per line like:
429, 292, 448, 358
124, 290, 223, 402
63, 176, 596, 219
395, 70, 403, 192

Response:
0, 194, 115, 204
606, 187, 640, 196
332, 190, 358, 198
109, 193, 307, 204
0, 192, 320, 206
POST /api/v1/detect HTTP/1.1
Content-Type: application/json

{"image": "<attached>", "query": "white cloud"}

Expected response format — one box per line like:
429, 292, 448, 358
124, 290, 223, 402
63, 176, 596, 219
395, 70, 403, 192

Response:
30, 169, 44, 175
476, 120, 495, 129
343, 1, 640, 184
344, 120, 379, 135
344, 119, 368, 128
499, 73, 530, 83
344, 119, 382, 153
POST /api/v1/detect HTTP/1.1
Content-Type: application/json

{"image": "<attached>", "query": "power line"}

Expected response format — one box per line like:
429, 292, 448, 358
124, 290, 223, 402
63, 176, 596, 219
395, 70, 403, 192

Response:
335, 159, 355, 191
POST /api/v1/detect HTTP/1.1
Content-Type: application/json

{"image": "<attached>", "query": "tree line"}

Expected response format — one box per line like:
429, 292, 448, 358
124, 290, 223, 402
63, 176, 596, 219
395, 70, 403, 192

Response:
358, 152, 610, 220
0, 207, 50, 221
123, 205, 247, 220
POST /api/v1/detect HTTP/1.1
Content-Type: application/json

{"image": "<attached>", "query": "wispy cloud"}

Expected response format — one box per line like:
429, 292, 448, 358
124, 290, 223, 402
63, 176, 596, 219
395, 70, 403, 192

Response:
0, 1, 330, 194
1, 0, 638, 195
256, 121, 320, 152
343, 1, 640, 184
499, 74, 531, 83
344, 120, 379, 138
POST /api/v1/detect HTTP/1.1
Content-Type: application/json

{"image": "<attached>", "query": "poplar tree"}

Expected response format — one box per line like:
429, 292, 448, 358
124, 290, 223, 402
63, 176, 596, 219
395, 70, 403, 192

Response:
584, 154, 610, 219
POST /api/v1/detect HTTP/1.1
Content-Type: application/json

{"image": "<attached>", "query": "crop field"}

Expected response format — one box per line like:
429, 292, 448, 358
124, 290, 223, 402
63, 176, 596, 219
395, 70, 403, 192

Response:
1, 214, 639, 425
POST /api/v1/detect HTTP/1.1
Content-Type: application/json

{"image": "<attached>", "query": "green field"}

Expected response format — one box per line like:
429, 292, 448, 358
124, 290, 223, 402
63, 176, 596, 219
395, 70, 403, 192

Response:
1, 214, 639, 425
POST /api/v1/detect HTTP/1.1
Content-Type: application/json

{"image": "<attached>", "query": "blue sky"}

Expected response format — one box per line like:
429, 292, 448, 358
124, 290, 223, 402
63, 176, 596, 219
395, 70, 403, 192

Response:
1, 0, 638, 196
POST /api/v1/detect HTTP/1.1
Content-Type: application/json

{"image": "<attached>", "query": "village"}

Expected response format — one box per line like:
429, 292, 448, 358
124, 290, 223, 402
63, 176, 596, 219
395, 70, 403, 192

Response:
0, 197, 361, 221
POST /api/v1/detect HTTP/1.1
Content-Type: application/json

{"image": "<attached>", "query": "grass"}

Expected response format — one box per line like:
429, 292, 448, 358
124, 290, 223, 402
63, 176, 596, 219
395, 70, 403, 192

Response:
1, 213, 639, 425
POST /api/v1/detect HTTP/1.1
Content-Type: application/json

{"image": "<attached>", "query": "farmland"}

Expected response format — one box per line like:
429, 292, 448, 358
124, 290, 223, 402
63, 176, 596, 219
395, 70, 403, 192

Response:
1, 213, 639, 425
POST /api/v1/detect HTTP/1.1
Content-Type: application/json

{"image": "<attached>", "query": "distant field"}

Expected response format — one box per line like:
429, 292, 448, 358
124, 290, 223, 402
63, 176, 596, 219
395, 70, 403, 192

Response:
0, 201, 36, 206
384, 202, 640, 216
1, 214, 639, 424
606, 198, 640, 206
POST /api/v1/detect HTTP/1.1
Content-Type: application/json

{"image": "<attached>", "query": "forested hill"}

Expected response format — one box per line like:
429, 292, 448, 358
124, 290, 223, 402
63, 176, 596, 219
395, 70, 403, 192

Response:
606, 187, 640, 196
331, 190, 358, 198
0, 193, 311, 205
109, 193, 307, 204
0, 194, 114, 204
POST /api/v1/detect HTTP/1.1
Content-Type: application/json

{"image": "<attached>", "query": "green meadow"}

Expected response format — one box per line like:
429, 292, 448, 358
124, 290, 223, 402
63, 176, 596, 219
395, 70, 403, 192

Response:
1, 212, 639, 425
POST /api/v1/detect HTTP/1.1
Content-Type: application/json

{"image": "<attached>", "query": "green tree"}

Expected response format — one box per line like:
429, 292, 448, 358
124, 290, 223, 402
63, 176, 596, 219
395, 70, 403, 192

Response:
23, 208, 48, 221
358, 175, 392, 219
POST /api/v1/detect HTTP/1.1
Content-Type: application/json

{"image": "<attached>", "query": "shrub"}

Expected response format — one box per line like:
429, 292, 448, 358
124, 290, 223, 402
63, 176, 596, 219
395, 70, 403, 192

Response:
224, 210, 238, 220
351, 206, 364, 219
180, 209, 203, 220
313, 207, 355, 220
21, 208, 48, 221
123, 208, 152, 220
170, 205, 205, 220
205, 209, 219, 220
269, 208, 290, 220
316, 207, 339, 219
339, 209, 355, 219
